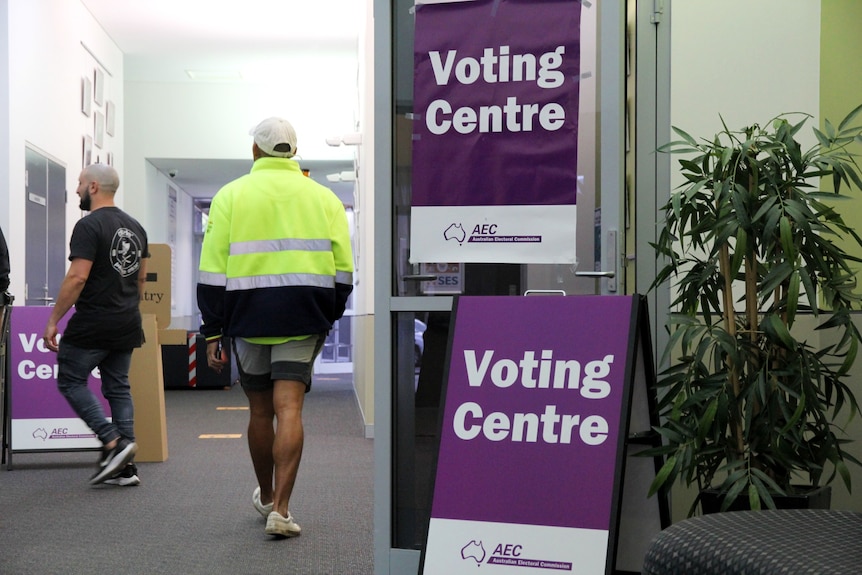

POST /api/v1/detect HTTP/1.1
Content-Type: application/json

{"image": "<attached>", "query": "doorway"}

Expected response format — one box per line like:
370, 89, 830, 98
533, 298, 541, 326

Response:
24, 147, 66, 306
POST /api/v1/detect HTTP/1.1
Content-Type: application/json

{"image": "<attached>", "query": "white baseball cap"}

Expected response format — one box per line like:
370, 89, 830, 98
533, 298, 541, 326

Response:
250, 117, 298, 158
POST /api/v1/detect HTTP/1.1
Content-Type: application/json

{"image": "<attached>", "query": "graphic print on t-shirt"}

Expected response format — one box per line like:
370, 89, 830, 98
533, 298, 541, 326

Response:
110, 228, 144, 277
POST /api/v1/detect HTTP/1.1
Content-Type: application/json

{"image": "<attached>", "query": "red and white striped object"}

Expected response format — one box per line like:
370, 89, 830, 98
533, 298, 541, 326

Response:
187, 333, 197, 388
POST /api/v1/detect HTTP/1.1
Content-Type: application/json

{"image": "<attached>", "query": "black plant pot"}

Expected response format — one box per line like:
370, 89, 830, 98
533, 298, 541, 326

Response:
700, 485, 831, 514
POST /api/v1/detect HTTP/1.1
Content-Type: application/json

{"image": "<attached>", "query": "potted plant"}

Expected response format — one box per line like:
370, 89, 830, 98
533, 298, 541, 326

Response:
647, 105, 862, 515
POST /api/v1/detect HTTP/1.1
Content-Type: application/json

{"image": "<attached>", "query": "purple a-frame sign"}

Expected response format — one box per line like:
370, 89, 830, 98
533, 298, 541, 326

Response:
421, 295, 645, 574
8, 307, 107, 453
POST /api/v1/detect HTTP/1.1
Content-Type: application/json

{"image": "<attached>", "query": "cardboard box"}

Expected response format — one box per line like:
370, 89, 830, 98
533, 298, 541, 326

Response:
129, 313, 168, 462
159, 328, 187, 345
140, 244, 171, 329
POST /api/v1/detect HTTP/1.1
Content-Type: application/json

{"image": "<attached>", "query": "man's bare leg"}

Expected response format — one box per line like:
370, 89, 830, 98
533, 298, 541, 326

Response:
245, 388, 276, 505
271, 379, 306, 517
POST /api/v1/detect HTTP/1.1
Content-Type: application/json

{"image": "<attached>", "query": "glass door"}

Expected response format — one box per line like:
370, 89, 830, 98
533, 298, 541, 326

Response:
373, 1, 627, 572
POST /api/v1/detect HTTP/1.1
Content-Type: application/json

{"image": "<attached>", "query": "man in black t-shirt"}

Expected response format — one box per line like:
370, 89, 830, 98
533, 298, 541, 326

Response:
43, 163, 149, 486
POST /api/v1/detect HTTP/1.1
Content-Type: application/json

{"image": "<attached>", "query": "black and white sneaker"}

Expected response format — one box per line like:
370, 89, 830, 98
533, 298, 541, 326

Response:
104, 463, 141, 486
90, 438, 138, 485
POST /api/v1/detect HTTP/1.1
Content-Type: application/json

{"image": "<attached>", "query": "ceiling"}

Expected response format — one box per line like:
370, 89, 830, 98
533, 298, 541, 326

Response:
79, 0, 363, 203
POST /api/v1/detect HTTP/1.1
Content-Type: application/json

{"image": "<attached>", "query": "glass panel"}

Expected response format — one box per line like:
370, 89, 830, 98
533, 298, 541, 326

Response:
392, 310, 447, 549
389, 0, 603, 551
319, 315, 353, 364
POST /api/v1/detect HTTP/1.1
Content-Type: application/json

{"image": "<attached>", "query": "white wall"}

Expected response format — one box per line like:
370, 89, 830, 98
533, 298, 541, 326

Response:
352, 0, 377, 434
0, 2, 9, 252
2, 0, 123, 298
144, 164, 196, 326
122, 67, 358, 244
671, 1, 821, 157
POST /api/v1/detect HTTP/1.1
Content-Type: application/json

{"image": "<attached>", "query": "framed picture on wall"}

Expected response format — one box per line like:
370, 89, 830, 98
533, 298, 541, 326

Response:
81, 76, 92, 117
94, 111, 105, 149
94, 67, 105, 106
82, 135, 93, 168
105, 100, 116, 136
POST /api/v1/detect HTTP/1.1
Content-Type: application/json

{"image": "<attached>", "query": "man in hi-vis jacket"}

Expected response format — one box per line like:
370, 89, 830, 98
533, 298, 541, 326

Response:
197, 117, 354, 539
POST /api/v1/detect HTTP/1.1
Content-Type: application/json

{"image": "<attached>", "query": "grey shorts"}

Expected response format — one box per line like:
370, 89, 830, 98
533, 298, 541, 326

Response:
233, 334, 326, 392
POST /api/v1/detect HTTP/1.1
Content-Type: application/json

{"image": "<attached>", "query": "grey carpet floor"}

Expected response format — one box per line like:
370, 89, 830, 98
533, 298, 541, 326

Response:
0, 374, 373, 575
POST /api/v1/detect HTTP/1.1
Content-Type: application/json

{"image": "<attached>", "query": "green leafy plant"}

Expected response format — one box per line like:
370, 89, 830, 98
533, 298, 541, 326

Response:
648, 105, 862, 515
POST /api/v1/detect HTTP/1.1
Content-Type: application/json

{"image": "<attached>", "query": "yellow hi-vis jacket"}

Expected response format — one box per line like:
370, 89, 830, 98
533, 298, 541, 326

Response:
196, 157, 354, 341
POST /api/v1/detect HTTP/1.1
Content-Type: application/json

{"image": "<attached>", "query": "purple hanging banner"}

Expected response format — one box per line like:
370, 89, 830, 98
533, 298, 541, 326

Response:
421, 295, 636, 574
411, 0, 581, 263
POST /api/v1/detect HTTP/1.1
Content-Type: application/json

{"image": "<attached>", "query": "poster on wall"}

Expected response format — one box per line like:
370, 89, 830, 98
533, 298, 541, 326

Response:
420, 295, 641, 574
411, 0, 581, 264
8, 307, 108, 451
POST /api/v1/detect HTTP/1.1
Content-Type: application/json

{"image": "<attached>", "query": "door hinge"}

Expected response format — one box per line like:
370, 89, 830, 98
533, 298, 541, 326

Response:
651, 0, 665, 24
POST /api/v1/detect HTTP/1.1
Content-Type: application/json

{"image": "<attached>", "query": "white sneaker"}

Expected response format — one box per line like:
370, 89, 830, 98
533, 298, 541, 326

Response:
265, 511, 302, 538
252, 486, 273, 518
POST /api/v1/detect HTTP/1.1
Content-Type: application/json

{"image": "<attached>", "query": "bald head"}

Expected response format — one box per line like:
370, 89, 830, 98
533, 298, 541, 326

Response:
77, 163, 121, 211
81, 163, 120, 195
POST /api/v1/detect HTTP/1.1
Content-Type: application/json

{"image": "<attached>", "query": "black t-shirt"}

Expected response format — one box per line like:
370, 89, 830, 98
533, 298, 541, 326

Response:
63, 207, 149, 349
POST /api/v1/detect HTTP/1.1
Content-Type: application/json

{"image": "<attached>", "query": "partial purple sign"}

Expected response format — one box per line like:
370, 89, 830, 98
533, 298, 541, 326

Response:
431, 296, 635, 531
412, 0, 581, 208
9, 306, 107, 450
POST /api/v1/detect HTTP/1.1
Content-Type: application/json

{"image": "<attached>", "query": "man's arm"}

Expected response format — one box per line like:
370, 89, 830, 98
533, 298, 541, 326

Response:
138, 256, 149, 297
0, 226, 10, 293
43, 258, 93, 352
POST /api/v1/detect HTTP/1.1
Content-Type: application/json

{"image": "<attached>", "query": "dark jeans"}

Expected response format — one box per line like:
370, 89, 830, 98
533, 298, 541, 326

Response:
56, 341, 135, 446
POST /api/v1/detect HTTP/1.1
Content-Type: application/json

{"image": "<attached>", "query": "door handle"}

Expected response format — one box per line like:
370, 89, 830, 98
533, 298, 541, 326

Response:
574, 271, 615, 278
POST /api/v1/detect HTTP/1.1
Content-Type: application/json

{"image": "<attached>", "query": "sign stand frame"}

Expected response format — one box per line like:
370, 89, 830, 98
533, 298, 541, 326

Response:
1, 296, 13, 466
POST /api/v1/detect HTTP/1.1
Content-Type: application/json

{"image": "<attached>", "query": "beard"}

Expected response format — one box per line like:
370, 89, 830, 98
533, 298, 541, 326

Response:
79, 193, 91, 211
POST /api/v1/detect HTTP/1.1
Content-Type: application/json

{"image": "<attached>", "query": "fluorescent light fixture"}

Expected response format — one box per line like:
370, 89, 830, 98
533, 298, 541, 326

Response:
341, 132, 362, 145
325, 132, 362, 146
326, 170, 356, 182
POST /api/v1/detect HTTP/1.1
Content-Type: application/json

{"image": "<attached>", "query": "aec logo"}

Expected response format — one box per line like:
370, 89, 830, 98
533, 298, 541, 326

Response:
461, 540, 527, 567
444, 223, 502, 245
